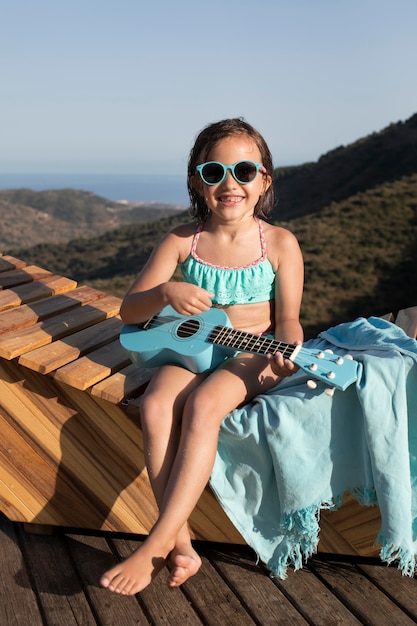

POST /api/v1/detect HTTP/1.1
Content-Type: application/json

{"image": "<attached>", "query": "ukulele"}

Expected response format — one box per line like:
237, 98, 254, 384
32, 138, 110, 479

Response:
120, 305, 358, 392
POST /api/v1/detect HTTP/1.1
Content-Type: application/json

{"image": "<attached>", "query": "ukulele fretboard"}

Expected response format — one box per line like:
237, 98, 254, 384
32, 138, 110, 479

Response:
208, 325, 295, 359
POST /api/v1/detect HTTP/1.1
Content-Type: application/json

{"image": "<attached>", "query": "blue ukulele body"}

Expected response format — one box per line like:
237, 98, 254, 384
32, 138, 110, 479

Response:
120, 305, 358, 391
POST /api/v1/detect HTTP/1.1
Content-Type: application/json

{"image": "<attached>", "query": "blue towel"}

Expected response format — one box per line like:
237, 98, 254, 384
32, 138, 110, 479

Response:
210, 317, 417, 578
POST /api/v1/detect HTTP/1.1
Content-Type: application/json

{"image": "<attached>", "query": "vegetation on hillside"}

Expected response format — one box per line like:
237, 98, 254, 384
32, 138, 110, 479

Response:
10, 174, 417, 339
0, 188, 184, 249
272, 113, 417, 221
6, 113, 417, 339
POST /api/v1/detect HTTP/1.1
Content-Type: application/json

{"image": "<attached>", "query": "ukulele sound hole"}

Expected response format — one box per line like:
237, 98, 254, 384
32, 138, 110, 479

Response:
177, 319, 200, 338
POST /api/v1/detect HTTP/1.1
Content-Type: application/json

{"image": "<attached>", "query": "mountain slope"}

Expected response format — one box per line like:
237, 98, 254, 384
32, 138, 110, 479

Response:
6, 112, 417, 337
272, 113, 417, 221
0, 188, 184, 249
10, 174, 417, 338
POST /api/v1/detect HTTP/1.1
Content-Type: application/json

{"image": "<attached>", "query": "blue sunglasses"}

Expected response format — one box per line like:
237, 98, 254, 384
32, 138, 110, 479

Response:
196, 160, 267, 186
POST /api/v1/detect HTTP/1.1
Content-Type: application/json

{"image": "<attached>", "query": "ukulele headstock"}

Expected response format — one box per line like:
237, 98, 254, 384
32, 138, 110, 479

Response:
293, 347, 358, 392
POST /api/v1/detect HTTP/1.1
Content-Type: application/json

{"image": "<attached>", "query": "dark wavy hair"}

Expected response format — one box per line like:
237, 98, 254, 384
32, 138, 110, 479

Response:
187, 118, 275, 221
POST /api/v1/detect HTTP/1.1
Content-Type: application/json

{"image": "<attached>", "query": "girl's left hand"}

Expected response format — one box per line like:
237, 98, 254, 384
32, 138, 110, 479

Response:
267, 341, 301, 378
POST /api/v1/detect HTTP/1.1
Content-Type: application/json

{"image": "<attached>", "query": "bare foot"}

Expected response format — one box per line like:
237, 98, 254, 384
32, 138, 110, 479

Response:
167, 546, 202, 587
100, 543, 167, 595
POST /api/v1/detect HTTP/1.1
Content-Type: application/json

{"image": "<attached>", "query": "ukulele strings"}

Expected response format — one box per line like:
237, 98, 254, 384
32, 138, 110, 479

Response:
133, 315, 357, 386
138, 314, 327, 365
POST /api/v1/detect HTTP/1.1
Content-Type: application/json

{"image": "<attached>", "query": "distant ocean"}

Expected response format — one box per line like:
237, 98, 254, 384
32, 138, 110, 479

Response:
0, 173, 189, 206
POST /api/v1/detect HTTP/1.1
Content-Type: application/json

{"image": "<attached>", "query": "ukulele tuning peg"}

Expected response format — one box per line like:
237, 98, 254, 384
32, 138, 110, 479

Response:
307, 379, 318, 389
335, 357, 344, 365
324, 349, 334, 354
324, 387, 335, 397
344, 354, 354, 360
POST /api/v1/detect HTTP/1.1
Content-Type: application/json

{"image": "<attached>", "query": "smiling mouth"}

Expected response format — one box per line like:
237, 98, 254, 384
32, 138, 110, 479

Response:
218, 195, 242, 203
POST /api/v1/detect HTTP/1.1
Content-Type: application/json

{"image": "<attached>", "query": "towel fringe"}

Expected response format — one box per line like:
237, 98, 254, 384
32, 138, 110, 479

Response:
268, 504, 322, 579
267, 496, 417, 580
379, 540, 417, 577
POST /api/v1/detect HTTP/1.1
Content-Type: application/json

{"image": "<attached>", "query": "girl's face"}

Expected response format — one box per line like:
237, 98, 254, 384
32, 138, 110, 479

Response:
193, 135, 272, 220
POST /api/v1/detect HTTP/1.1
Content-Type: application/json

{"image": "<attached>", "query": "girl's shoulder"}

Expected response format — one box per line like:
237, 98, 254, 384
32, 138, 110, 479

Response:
168, 221, 198, 238
162, 221, 197, 263
262, 221, 302, 269
263, 221, 300, 247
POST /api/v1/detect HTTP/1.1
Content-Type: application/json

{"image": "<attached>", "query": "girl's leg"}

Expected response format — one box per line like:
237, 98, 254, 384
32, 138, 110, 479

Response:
139, 365, 207, 584
101, 354, 279, 595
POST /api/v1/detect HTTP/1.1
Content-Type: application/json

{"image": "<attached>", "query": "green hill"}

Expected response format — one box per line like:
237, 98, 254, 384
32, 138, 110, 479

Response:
0, 188, 184, 249
7, 113, 417, 338
272, 113, 417, 220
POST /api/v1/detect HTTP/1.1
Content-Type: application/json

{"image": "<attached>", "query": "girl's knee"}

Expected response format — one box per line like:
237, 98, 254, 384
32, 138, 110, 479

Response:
182, 391, 221, 432
140, 391, 175, 432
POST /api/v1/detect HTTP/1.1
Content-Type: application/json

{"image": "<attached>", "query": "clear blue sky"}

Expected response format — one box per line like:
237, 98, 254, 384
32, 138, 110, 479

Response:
2, 0, 416, 175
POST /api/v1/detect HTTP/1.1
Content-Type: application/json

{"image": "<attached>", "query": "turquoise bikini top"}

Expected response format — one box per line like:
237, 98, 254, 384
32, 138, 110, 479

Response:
180, 219, 276, 306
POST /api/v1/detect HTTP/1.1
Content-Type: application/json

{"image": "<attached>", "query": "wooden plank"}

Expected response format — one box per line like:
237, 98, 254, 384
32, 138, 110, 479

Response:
320, 496, 381, 558
64, 533, 152, 625
0, 255, 26, 273
357, 561, 417, 618
395, 306, 417, 339
0, 362, 158, 533
318, 514, 361, 556
91, 363, 154, 404
17, 525, 98, 626
380, 312, 394, 322
270, 555, 363, 625
0, 264, 52, 290
308, 558, 417, 625
203, 543, 311, 625
154, 541, 258, 625
0, 514, 44, 626
0, 295, 121, 359
112, 536, 206, 625
54, 339, 131, 390
0, 285, 104, 335
19, 316, 123, 374
0, 275, 77, 312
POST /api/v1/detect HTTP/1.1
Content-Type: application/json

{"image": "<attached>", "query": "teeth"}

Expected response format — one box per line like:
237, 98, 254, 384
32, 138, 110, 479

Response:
220, 196, 241, 203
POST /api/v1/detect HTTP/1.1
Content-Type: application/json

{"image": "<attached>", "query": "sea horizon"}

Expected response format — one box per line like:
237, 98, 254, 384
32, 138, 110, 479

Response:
0, 172, 189, 206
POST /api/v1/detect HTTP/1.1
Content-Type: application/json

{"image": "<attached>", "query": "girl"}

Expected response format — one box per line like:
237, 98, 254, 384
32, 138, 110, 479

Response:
100, 118, 304, 595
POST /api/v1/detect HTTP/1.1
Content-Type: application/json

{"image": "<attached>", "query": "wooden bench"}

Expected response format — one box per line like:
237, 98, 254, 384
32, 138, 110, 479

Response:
0, 252, 416, 556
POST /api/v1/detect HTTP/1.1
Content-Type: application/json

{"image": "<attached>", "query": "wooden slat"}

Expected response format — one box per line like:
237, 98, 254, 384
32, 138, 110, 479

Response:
0, 275, 77, 312
357, 561, 417, 618
395, 306, 417, 339
0, 285, 104, 335
19, 316, 123, 374
309, 558, 417, 625
117, 536, 261, 626
64, 534, 159, 625
0, 362, 157, 533
3, 514, 417, 626
318, 514, 361, 556
0, 515, 44, 626
320, 495, 381, 558
0, 295, 121, 359
54, 339, 131, 390
0, 265, 52, 290
0, 255, 26, 273
91, 363, 154, 404
18, 530, 99, 625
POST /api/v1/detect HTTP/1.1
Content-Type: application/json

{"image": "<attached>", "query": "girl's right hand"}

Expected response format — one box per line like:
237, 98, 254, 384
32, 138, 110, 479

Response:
163, 282, 214, 316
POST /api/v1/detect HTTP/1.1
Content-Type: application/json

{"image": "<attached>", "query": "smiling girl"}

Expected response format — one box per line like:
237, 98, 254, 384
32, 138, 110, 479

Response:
100, 118, 304, 595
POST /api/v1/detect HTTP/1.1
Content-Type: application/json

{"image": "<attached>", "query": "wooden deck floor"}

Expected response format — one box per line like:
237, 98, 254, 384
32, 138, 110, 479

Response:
2, 514, 417, 626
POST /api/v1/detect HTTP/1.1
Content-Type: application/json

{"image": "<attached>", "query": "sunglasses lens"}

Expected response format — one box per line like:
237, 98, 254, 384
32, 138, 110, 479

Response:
201, 163, 224, 184
234, 161, 258, 183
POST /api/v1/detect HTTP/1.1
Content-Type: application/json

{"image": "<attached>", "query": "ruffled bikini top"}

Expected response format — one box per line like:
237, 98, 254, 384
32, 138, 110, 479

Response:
180, 219, 276, 306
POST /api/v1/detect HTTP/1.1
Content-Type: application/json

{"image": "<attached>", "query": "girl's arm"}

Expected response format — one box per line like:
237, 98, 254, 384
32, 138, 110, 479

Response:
120, 226, 213, 324
268, 227, 304, 376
